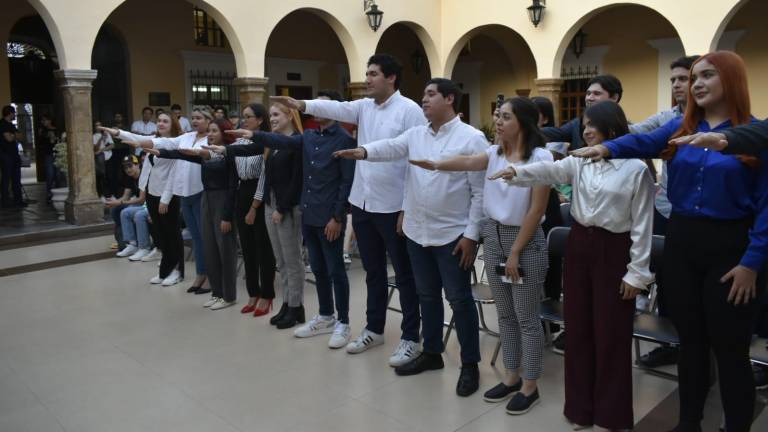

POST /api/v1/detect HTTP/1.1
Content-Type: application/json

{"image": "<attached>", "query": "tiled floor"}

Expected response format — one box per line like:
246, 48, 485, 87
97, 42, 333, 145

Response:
0, 240, 761, 431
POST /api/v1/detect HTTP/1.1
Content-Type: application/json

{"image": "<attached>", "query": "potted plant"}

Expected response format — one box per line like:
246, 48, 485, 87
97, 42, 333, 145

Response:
51, 136, 68, 218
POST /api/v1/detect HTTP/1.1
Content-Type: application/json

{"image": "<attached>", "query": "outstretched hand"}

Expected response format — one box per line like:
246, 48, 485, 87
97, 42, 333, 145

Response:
179, 148, 211, 160
569, 144, 610, 161
668, 132, 728, 151
409, 159, 439, 171
488, 166, 517, 181
202, 144, 226, 155
224, 129, 254, 139
333, 148, 366, 160
269, 96, 303, 111
97, 126, 119, 137
143, 147, 160, 156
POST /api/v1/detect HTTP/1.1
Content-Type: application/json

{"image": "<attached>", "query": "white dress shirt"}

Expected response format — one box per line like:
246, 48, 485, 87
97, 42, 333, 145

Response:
148, 132, 206, 197
130, 120, 157, 136
178, 116, 192, 133
484, 146, 553, 226
304, 90, 425, 213
364, 116, 486, 247
92, 133, 113, 161
507, 156, 655, 288
118, 130, 175, 204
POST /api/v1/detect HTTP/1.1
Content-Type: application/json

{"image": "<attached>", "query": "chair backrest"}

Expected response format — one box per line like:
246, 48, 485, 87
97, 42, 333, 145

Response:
649, 234, 664, 274
547, 226, 570, 260
559, 202, 572, 227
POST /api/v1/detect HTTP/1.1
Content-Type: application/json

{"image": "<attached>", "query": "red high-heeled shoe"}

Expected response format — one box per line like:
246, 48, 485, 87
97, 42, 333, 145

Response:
253, 299, 273, 317
241, 298, 259, 314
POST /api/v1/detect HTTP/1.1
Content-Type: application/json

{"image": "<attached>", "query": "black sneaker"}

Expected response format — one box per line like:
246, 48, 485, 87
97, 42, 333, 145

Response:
505, 389, 540, 415
483, 380, 522, 402
552, 332, 565, 354
456, 364, 479, 397
754, 365, 768, 390
394, 352, 444, 376
638, 345, 679, 368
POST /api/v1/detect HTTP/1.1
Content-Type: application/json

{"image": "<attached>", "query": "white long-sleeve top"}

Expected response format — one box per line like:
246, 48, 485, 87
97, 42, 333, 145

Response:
507, 156, 655, 289
118, 130, 174, 204
364, 116, 486, 247
304, 90, 426, 213
146, 132, 207, 197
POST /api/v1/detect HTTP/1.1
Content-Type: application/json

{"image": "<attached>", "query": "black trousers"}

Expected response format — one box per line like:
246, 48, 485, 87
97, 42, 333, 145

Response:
665, 214, 765, 432
0, 153, 22, 205
235, 179, 275, 299
146, 194, 183, 279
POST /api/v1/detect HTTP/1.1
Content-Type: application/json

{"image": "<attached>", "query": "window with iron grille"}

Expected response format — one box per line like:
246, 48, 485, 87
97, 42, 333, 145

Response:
559, 65, 599, 125
190, 70, 235, 112
193, 7, 225, 48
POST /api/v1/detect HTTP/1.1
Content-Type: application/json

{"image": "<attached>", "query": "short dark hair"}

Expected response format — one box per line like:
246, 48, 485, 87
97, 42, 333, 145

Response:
425, 78, 463, 113
2, 105, 16, 117
141, 106, 154, 115
499, 97, 546, 161
170, 104, 181, 111
317, 89, 344, 102
367, 54, 403, 90
530, 96, 555, 128
587, 74, 623, 103
670, 55, 700, 71
583, 101, 630, 140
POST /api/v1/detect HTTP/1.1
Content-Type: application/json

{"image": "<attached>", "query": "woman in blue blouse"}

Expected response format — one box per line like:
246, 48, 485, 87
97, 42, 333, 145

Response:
572, 51, 767, 432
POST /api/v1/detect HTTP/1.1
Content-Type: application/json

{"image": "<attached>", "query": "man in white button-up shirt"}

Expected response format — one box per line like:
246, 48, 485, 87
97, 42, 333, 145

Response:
335, 78, 485, 397
272, 54, 425, 367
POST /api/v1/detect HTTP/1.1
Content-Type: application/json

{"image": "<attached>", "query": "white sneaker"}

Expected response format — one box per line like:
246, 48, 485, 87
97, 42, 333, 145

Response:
389, 339, 422, 367
116, 244, 138, 257
294, 315, 336, 338
161, 270, 182, 286
140, 247, 162, 262
209, 298, 236, 310
128, 248, 151, 261
203, 297, 220, 308
329, 322, 351, 349
149, 275, 163, 284
304, 264, 312, 273
343, 253, 352, 264
346, 329, 385, 354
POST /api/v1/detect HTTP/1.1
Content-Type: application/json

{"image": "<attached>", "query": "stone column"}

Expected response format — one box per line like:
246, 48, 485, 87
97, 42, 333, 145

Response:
233, 77, 269, 109
348, 82, 367, 100
534, 78, 565, 126
54, 69, 102, 225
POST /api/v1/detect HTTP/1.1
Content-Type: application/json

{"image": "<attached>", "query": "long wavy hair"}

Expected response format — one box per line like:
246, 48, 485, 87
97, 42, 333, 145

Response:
662, 51, 758, 167
498, 97, 546, 161
270, 103, 304, 134
155, 113, 182, 138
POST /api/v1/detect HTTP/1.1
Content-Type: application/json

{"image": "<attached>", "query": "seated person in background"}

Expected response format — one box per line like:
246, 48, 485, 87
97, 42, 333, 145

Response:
107, 155, 142, 253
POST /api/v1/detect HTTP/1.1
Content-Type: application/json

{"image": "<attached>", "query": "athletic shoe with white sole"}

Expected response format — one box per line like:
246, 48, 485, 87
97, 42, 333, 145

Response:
161, 270, 182, 286
149, 275, 163, 284
128, 248, 151, 261
294, 315, 336, 338
203, 297, 220, 308
140, 247, 162, 262
328, 322, 351, 349
346, 329, 384, 354
116, 244, 138, 257
389, 339, 422, 367
209, 298, 236, 310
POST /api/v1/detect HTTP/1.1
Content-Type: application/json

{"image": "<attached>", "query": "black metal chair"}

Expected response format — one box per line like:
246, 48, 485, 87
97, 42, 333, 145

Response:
541, 226, 569, 346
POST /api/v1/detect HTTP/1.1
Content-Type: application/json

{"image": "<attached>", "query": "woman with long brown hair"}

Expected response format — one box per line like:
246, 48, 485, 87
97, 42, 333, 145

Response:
573, 51, 768, 432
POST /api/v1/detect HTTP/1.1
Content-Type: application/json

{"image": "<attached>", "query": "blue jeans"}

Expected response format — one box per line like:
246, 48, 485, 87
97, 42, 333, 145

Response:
303, 224, 350, 323
406, 236, 480, 363
121, 205, 151, 249
351, 206, 420, 342
110, 204, 127, 248
181, 192, 206, 275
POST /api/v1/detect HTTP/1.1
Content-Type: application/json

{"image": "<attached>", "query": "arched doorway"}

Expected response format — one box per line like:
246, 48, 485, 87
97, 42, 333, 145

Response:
716, 0, 768, 117
555, 5, 684, 124
91, 24, 130, 127
375, 22, 433, 103
265, 10, 350, 102
445, 25, 537, 130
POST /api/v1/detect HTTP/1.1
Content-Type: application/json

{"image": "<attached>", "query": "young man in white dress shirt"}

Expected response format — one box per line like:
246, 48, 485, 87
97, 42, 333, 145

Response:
271, 54, 425, 367
335, 78, 485, 397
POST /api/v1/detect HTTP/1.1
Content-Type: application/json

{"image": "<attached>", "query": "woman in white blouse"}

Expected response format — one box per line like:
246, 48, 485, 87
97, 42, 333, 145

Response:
491, 100, 654, 431
410, 97, 552, 415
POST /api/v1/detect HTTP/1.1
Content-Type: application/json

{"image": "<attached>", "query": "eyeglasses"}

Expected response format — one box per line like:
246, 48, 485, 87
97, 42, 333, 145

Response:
242, 114, 257, 119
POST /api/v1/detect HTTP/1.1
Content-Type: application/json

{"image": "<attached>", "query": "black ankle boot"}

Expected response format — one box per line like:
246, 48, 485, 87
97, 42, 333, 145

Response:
276, 305, 305, 329
270, 303, 288, 326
